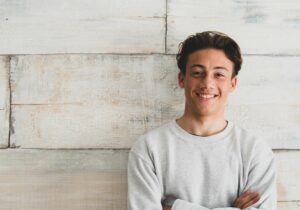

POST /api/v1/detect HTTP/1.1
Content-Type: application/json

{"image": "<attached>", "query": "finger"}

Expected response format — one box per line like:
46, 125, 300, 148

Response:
240, 192, 259, 201
236, 191, 254, 202
162, 205, 172, 210
233, 191, 251, 206
234, 192, 259, 208
241, 195, 260, 209
240, 191, 258, 198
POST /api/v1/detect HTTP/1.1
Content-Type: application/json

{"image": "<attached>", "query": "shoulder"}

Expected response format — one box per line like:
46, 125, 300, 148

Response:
231, 123, 274, 163
129, 120, 173, 156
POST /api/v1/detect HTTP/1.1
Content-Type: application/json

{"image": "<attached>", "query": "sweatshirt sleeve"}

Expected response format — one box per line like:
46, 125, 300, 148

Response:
239, 148, 277, 210
171, 145, 277, 210
127, 150, 163, 210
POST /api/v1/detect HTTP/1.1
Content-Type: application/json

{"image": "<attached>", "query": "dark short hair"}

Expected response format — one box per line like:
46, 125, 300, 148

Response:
176, 31, 243, 77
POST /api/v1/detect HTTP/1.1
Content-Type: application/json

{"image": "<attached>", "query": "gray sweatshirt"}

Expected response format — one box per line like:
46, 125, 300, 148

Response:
127, 119, 277, 210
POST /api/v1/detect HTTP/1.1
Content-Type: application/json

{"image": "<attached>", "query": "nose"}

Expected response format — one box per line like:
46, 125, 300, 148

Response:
200, 74, 214, 89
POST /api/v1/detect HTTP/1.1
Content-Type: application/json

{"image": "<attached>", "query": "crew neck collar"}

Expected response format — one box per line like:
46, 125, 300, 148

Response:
170, 119, 233, 143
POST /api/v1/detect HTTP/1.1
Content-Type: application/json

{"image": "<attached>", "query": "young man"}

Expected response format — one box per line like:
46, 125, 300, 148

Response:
127, 31, 277, 210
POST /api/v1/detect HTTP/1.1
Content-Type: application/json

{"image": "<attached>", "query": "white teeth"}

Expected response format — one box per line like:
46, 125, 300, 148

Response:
196, 93, 215, 99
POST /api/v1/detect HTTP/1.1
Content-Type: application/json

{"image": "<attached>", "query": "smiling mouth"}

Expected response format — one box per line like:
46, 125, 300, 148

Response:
195, 93, 218, 100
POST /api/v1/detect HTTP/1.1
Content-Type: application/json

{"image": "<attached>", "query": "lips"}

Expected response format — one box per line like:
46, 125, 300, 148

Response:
195, 92, 218, 100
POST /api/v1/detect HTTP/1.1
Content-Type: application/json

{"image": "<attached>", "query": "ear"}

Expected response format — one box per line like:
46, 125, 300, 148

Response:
178, 72, 185, 88
230, 76, 237, 92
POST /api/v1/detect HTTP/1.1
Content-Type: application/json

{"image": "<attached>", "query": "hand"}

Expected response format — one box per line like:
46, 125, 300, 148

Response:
162, 204, 172, 210
233, 191, 260, 209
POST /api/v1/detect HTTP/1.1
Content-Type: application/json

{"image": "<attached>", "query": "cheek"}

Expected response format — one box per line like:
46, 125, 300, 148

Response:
218, 83, 233, 95
185, 79, 196, 89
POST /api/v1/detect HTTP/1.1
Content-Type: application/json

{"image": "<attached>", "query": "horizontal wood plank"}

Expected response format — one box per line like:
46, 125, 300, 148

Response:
0, 0, 165, 18
167, 0, 300, 54
0, 18, 165, 54
0, 149, 128, 210
278, 201, 300, 210
0, 149, 298, 209
10, 104, 178, 148
229, 56, 300, 105
12, 55, 299, 105
10, 55, 182, 148
11, 103, 299, 149
0, 0, 165, 54
0, 56, 9, 147
11, 55, 300, 149
11, 55, 178, 105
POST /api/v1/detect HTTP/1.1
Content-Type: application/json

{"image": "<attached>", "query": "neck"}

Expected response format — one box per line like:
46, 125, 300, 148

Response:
176, 112, 228, 137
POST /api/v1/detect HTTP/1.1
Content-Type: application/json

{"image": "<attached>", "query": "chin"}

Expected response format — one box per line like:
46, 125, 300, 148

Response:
193, 109, 214, 117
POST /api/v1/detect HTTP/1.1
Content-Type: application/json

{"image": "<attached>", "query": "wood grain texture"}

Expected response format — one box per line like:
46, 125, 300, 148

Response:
11, 55, 179, 105
228, 56, 300, 105
0, 149, 298, 209
278, 201, 300, 210
11, 55, 300, 105
11, 104, 176, 148
0, 0, 165, 54
167, 0, 300, 54
275, 150, 300, 201
0, 0, 165, 18
10, 55, 184, 148
0, 149, 128, 210
225, 104, 300, 149
226, 56, 300, 149
11, 55, 300, 149
0, 56, 9, 148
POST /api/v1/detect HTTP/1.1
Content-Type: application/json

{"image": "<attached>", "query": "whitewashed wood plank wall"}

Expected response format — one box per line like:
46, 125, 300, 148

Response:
167, 0, 300, 54
0, 0, 165, 54
0, 0, 299, 209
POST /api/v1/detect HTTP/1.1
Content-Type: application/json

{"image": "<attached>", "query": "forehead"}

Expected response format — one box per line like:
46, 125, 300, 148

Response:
187, 48, 233, 70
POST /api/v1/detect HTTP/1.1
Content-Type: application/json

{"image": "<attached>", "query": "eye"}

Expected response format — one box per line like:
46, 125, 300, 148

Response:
192, 72, 201, 76
215, 73, 225, 78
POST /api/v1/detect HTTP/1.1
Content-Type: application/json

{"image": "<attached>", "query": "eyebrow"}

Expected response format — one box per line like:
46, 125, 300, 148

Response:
190, 64, 229, 71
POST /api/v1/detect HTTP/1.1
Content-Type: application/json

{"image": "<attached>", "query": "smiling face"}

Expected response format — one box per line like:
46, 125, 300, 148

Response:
178, 48, 237, 118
